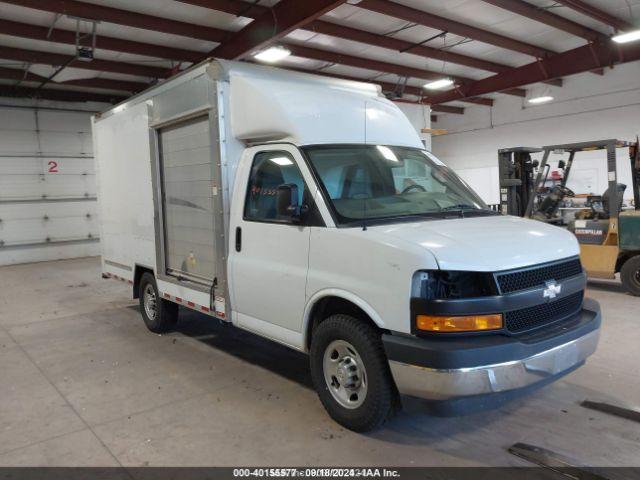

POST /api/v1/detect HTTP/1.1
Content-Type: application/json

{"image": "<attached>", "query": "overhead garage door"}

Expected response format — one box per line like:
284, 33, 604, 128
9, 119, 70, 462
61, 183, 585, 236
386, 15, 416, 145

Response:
0, 103, 99, 266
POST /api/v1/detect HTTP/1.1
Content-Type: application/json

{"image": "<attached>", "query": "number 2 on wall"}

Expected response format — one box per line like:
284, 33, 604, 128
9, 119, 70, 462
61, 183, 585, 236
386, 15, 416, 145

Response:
47, 161, 59, 173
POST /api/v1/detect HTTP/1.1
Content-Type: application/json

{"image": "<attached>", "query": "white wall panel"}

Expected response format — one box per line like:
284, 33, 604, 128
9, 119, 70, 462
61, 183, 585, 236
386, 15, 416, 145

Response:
432, 62, 640, 205
0, 102, 101, 265
455, 166, 501, 205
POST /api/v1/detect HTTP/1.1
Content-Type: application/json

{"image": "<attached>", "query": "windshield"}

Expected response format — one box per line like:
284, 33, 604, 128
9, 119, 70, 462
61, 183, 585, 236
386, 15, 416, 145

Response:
303, 145, 490, 225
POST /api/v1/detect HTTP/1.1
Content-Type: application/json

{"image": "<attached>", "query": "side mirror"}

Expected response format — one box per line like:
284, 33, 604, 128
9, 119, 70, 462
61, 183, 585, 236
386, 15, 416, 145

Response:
276, 183, 302, 221
558, 160, 566, 170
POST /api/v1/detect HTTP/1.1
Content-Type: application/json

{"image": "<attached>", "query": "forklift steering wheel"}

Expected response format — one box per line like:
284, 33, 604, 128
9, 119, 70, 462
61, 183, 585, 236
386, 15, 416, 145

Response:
562, 186, 576, 197
401, 184, 427, 194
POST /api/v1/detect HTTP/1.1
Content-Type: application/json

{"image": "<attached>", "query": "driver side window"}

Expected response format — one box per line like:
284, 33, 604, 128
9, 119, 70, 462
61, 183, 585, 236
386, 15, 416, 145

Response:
244, 151, 307, 222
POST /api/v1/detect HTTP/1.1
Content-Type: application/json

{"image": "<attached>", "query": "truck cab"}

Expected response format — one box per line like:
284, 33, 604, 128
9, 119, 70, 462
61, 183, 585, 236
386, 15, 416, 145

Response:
94, 59, 601, 432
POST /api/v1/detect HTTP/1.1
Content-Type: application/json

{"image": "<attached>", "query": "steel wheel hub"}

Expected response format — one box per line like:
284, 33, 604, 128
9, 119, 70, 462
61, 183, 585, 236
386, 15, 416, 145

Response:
143, 283, 157, 321
323, 339, 367, 409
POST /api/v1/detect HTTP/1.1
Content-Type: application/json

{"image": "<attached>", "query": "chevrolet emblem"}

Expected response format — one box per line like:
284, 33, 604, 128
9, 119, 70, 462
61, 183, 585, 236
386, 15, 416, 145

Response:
543, 280, 562, 300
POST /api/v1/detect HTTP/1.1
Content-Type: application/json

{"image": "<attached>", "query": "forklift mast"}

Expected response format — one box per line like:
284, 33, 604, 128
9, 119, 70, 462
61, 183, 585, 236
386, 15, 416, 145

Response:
498, 147, 542, 216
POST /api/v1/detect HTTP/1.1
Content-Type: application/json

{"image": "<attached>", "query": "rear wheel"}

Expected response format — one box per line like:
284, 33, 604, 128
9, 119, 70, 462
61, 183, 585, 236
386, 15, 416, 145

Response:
138, 272, 179, 332
310, 314, 398, 432
621, 255, 640, 296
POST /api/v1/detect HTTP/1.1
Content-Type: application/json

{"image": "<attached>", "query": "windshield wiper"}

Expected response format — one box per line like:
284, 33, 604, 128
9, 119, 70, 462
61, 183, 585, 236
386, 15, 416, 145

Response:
441, 204, 478, 211
440, 204, 499, 217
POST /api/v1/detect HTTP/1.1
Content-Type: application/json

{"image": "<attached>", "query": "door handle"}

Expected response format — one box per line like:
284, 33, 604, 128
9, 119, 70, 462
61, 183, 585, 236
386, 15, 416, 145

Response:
235, 227, 242, 252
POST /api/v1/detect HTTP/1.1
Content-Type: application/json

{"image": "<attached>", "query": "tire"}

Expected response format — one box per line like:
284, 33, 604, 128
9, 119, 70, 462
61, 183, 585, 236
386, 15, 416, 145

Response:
138, 272, 179, 333
621, 255, 640, 296
310, 314, 398, 432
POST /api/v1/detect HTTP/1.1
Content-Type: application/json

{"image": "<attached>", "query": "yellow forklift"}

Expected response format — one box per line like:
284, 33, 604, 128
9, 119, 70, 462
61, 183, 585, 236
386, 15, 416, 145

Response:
524, 139, 640, 296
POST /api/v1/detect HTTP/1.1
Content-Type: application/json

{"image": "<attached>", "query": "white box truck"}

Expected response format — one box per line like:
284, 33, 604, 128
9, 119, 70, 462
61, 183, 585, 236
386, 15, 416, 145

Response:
93, 59, 601, 431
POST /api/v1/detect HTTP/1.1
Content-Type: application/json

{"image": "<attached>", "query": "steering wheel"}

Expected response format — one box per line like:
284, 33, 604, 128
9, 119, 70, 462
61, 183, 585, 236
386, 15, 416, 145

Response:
401, 184, 427, 195
561, 186, 576, 197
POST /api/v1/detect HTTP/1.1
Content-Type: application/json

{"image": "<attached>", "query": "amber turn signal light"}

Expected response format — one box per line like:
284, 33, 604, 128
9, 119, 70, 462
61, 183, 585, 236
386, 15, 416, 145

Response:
416, 314, 503, 332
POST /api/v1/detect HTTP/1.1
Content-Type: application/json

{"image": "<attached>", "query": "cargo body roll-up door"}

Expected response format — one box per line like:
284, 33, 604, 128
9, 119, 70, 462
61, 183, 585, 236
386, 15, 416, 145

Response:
157, 115, 216, 283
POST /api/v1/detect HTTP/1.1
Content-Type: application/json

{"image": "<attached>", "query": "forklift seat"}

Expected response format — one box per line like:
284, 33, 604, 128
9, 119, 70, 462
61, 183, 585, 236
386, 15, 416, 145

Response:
601, 183, 626, 219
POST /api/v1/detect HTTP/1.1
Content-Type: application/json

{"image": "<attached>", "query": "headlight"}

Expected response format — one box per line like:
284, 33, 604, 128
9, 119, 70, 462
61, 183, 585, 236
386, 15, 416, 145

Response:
411, 270, 501, 333
411, 270, 497, 300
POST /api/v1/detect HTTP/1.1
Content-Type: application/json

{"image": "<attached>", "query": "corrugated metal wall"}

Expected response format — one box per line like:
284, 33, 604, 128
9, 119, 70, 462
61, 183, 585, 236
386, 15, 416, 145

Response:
0, 101, 101, 266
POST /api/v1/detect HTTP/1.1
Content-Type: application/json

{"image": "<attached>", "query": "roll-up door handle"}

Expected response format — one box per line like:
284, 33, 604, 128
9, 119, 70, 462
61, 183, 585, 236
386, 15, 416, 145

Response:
235, 227, 242, 252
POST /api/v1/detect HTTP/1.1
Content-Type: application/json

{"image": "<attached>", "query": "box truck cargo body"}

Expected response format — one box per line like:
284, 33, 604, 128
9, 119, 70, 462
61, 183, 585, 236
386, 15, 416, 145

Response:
94, 59, 601, 431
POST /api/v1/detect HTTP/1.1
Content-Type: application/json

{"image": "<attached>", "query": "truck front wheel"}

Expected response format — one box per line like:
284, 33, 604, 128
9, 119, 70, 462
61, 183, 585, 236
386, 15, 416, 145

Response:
621, 255, 640, 296
138, 273, 179, 333
310, 314, 398, 432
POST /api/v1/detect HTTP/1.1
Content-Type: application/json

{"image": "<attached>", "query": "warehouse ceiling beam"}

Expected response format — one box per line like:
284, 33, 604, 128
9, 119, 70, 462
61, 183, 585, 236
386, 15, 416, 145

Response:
61, 77, 148, 93
180, 0, 555, 60
175, 0, 270, 18
356, 0, 570, 84
357, 0, 556, 58
177, 0, 511, 74
0, 23, 500, 102
271, 65, 500, 107
0, 17, 505, 105
279, 64, 511, 105
283, 43, 473, 82
0, 45, 168, 78
480, 0, 607, 42
0, 18, 203, 63
303, 20, 509, 73
1, 0, 228, 42
424, 38, 640, 104
0, 66, 148, 93
460, 97, 495, 106
0, 65, 46, 83
0, 84, 125, 103
283, 45, 528, 97
2, 6, 511, 79
211, 0, 348, 60
429, 104, 465, 114
553, 0, 634, 32
2, 0, 531, 101
372, 80, 494, 105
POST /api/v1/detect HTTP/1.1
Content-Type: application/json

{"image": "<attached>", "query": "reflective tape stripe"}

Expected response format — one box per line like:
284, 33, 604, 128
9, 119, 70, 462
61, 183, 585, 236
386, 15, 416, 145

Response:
106, 273, 216, 318
104, 272, 133, 284
161, 292, 215, 317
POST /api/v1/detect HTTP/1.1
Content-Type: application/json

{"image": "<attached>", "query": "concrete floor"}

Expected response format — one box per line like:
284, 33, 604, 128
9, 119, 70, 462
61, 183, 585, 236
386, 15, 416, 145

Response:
0, 257, 639, 467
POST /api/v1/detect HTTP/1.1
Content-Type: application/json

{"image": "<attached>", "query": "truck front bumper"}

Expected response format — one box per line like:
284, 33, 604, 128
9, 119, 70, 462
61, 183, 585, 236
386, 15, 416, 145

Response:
383, 298, 601, 404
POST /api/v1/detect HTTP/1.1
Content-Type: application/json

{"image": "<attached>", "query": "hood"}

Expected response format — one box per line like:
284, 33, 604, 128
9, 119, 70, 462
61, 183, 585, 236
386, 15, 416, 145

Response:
369, 215, 579, 272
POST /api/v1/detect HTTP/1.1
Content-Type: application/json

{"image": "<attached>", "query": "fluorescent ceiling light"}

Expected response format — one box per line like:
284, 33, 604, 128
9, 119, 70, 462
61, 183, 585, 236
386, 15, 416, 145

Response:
528, 95, 554, 104
376, 145, 398, 162
253, 46, 291, 63
270, 156, 294, 166
612, 29, 640, 44
423, 78, 454, 90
